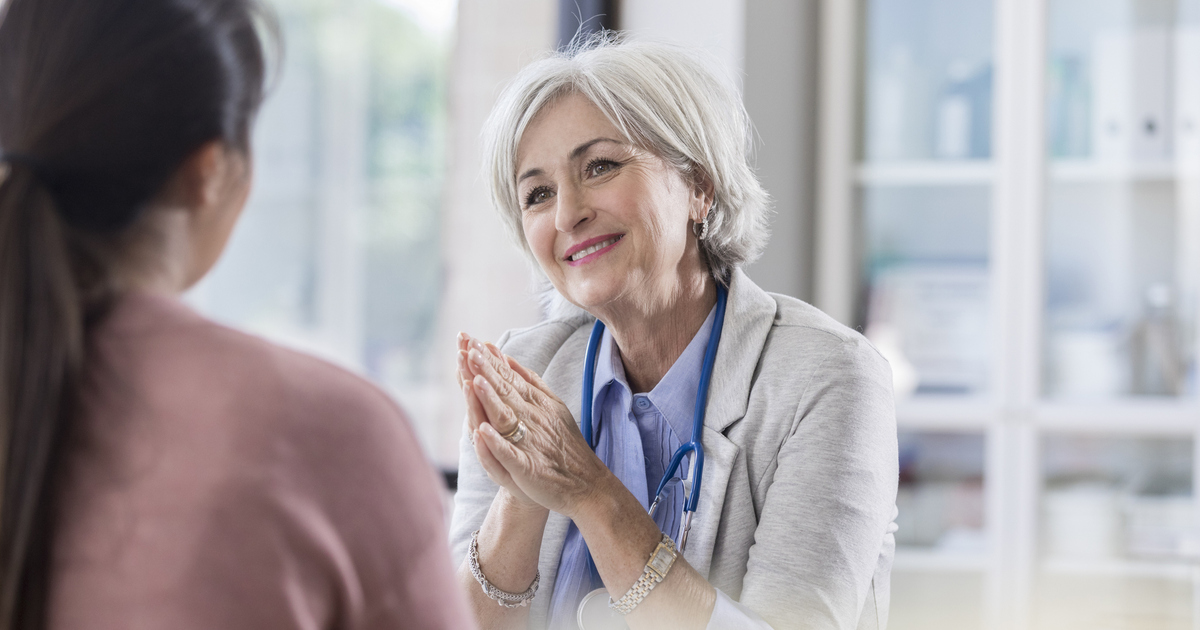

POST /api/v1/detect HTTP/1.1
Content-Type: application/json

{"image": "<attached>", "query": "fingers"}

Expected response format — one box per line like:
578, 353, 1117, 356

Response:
456, 332, 492, 389
506, 356, 556, 400
473, 426, 516, 488
462, 379, 488, 434
472, 374, 522, 435
477, 422, 524, 472
455, 350, 468, 389
456, 333, 475, 389
467, 342, 534, 408
459, 335, 525, 401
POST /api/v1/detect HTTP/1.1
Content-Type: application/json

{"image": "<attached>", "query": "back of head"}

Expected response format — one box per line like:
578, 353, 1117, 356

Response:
0, 1, 271, 627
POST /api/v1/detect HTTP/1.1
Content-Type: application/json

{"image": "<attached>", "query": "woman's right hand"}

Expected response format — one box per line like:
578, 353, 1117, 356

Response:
456, 333, 543, 513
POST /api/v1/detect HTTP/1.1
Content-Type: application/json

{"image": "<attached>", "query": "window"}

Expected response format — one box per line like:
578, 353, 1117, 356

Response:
186, 0, 456, 457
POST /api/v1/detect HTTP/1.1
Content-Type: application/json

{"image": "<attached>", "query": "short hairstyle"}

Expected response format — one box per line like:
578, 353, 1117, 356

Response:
482, 33, 772, 283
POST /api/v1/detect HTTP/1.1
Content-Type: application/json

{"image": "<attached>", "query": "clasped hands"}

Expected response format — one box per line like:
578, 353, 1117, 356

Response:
456, 333, 611, 519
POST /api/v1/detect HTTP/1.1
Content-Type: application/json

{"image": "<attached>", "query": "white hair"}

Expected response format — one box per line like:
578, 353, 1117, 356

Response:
481, 33, 772, 290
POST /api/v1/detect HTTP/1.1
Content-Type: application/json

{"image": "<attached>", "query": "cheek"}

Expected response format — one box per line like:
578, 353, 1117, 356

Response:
522, 213, 558, 268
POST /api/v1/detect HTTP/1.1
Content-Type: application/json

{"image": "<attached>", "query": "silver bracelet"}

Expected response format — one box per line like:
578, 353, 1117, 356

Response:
468, 530, 539, 608
610, 533, 677, 615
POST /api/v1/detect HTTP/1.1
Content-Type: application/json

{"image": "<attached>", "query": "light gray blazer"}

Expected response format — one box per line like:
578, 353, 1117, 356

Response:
450, 270, 899, 629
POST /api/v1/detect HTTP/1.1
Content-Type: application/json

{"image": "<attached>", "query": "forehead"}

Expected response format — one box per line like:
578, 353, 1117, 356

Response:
516, 92, 624, 172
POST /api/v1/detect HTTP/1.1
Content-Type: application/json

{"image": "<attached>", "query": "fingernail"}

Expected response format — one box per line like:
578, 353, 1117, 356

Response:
472, 338, 485, 352
458, 332, 467, 342
469, 348, 485, 366
456, 352, 465, 368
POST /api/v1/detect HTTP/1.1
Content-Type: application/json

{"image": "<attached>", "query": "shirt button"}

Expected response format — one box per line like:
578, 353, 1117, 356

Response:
635, 396, 651, 409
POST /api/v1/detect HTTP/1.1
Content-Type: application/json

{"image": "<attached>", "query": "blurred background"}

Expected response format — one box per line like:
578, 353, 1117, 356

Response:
183, 0, 1200, 628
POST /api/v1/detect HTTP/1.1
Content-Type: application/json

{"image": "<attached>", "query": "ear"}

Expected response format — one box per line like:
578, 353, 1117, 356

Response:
689, 168, 716, 223
158, 140, 242, 215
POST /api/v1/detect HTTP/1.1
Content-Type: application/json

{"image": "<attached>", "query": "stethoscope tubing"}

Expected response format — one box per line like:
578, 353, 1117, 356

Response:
579, 284, 729, 543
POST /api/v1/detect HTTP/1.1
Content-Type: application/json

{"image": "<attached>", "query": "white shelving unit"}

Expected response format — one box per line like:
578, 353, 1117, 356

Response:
855, 161, 996, 186
1049, 159, 1179, 181
895, 547, 993, 572
818, 1, 1200, 629
1040, 557, 1196, 580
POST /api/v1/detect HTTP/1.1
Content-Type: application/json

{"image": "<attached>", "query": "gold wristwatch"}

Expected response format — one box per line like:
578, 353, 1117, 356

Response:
609, 533, 677, 615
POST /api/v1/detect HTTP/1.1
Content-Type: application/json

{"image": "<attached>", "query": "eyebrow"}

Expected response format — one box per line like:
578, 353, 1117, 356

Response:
517, 137, 624, 183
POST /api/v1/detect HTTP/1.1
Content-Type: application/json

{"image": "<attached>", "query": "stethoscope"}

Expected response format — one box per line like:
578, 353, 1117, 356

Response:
576, 283, 728, 629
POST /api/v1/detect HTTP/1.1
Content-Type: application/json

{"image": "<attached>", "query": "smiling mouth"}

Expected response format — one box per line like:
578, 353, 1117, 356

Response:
565, 234, 624, 263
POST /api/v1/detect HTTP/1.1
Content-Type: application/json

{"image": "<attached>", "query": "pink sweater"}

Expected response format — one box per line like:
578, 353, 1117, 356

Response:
49, 292, 474, 630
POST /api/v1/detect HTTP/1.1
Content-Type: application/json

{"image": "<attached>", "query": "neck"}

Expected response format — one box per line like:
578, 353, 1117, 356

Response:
113, 208, 193, 296
601, 269, 718, 394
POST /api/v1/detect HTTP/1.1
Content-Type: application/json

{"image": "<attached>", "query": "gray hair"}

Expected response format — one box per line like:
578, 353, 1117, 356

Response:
481, 33, 771, 285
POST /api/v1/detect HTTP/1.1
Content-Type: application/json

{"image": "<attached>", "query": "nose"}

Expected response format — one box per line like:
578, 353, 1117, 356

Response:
554, 183, 592, 234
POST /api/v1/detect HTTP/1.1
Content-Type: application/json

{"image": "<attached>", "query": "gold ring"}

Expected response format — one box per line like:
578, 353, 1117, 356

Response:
500, 421, 526, 444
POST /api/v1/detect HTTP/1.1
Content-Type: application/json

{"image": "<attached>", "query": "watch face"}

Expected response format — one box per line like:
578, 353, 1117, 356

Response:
648, 545, 674, 575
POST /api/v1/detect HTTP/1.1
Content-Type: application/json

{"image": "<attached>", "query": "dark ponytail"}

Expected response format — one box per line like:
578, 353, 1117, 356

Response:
0, 163, 84, 629
0, 1, 275, 627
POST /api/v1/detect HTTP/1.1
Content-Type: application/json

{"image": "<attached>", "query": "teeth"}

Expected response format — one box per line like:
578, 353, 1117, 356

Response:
570, 237, 619, 262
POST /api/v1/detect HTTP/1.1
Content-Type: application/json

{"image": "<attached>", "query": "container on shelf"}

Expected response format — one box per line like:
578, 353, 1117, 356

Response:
897, 431, 987, 553
1039, 433, 1194, 568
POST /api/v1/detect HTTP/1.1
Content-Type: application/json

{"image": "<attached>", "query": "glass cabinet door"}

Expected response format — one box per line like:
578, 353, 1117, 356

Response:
859, 0, 996, 399
1043, 0, 1200, 399
1034, 434, 1194, 630
891, 430, 988, 630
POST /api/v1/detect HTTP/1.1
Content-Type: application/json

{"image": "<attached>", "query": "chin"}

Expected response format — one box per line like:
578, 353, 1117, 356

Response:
562, 277, 628, 313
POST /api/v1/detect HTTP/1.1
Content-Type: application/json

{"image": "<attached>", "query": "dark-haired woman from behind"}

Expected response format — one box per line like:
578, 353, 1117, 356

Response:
0, 1, 473, 629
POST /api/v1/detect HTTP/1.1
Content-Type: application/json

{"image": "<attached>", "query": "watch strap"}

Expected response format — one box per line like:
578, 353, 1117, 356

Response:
609, 534, 677, 615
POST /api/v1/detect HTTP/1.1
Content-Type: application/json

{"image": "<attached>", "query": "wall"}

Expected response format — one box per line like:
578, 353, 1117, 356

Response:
621, 0, 745, 85
620, 0, 818, 300
742, 0, 819, 301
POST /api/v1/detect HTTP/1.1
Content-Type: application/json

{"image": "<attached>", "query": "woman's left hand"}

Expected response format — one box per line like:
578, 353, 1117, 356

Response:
463, 336, 612, 518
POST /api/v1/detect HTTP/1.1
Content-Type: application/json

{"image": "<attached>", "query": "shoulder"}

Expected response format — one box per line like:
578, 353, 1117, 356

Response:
494, 313, 593, 374
147, 305, 450, 573
173, 313, 406, 441
762, 292, 890, 384
724, 285, 893, 439
215, 331, 424, 491
73, 296, 460, 625
99, 293, 422, 485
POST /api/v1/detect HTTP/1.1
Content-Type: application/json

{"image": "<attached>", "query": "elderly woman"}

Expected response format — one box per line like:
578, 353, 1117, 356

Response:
451, 37, 898, 630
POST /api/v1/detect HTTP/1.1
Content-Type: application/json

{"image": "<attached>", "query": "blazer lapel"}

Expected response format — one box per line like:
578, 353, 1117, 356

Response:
704, 269, 778, 433
686, 270, 777, 577
542, 323, 590, 433
684, 426, 741, 577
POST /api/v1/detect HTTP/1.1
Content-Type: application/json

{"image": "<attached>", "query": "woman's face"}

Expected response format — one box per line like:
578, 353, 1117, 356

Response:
515, 93, 709, 315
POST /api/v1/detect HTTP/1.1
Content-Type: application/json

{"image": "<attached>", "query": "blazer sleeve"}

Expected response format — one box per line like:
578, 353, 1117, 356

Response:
738, 336, 899, 630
